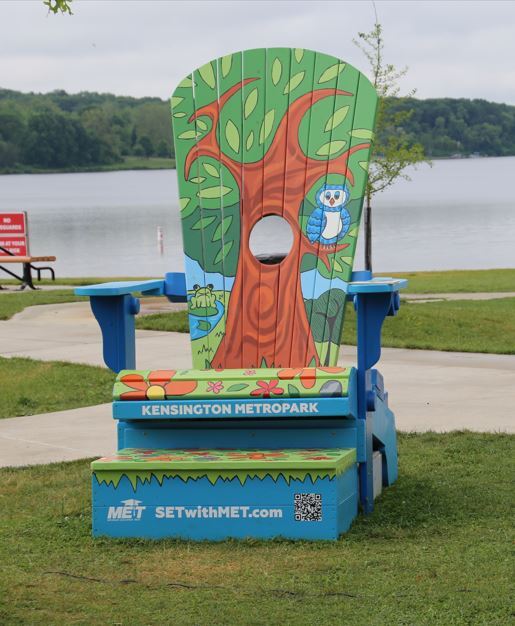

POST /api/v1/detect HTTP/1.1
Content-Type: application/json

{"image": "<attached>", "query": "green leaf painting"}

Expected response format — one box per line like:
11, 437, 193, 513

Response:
316, 140, 347, 156
283, 71, 305, 95
318, 62, 345, 84
225, 120, 240, 153
350, 128, 374, 139
332, 259, 343, 272
259, 110, 275, 144
178, 130, 198, 140
221, 54, 232, 77
271, 58, 282, 85
177, 76, 194, 88
288, 384, 300, 397
212, 215, 233, 242
197, 185, 232, 199
198, 62, 216, 89
203, 162, 220, 178
192, 215, 217, 230
324, 106, 350, 132
226, 383, 249, 392
244, 89, 258, 119
213, 241, 233, 265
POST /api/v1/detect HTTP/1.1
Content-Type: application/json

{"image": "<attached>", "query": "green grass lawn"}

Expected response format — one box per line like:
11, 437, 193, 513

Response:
0, 432, 511, 625
2, 268, 514, 292
384, 268, 515, 293
0, 276, 159, 287
0, 290, 85, 320
136, 297, 515, 355
0, 357, 113, 418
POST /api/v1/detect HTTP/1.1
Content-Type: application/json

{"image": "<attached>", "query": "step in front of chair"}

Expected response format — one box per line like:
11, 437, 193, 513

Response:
91, 448, 358, 540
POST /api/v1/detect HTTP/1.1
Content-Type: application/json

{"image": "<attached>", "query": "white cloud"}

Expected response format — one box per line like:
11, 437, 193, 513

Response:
0, 0, 513, 103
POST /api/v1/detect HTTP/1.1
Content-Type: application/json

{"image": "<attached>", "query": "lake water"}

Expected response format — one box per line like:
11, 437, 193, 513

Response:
0, 157, 513, 276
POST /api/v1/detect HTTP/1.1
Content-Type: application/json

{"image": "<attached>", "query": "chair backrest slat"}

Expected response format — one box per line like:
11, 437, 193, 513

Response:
172, 48, 377, 369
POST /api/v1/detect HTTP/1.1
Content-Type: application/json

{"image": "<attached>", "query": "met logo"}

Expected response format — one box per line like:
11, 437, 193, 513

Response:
107, 499, 146, 522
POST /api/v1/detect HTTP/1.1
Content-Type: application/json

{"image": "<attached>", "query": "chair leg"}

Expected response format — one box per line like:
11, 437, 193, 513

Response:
359, 416, 375, 513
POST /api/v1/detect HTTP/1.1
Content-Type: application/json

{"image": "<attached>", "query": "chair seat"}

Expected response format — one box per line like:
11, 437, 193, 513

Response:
114, 366, 352, 401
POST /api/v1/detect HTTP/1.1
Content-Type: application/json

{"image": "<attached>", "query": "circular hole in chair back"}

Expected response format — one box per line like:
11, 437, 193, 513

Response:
249, 215, 293, 265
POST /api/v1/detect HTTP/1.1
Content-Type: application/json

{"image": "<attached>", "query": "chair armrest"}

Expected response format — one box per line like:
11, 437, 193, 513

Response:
347, 271, 408, 375
342, 270, 408, 295
164, 272, 187, 303
75, 274, 188, 373
345, 276, 408, 294
348, 271, 408, 514
75, 280, 165, 373
75, 279, 164, 297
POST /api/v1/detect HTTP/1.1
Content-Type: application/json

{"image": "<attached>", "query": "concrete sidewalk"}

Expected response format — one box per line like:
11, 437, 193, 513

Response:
0, 404, 114, 467
403, 291, 515, 302
0, 302, 513, 467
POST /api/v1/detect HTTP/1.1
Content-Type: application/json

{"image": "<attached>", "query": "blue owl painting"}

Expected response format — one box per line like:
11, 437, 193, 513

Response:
306, 184, 351, 246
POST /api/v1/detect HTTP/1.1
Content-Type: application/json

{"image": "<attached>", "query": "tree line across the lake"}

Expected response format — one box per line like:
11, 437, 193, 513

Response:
0, 87, 514, 172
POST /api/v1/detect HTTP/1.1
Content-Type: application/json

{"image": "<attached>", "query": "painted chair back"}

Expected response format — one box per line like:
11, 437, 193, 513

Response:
171, 48, 377, 370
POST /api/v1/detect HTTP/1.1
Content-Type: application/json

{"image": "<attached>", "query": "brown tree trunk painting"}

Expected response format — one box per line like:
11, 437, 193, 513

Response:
185, 82, 370, 369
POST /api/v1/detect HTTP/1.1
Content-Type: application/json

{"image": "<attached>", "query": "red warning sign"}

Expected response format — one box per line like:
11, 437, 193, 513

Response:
0, 213, 28, 256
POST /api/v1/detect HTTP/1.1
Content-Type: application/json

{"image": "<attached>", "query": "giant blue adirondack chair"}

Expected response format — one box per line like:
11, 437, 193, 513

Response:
77, 48, 406, 540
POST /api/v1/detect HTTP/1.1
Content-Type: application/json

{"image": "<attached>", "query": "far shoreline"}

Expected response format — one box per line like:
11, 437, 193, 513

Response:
0, 156, 176, 176
1, 154, 513, 177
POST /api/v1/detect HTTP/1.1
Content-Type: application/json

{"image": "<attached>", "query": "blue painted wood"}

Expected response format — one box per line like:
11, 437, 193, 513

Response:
345, 278, 408, 294
75, 279, 164, 297
91, 468, 358, 540
372, 395, 398, 486
90, 295, 140, 372
113, 396, 356, 420
164, 272, 187, 302
117, 418, 365, 460
350, 276, 406, 513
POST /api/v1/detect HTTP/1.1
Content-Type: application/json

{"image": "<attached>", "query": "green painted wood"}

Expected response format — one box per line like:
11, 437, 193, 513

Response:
113, 366, 352, 401
327, 76, 378, 353
171, 48, 378, 370
242, 48, 267, 368
299, 52, 353, 367
92, 447, 356, 473
311, 62, 363, 366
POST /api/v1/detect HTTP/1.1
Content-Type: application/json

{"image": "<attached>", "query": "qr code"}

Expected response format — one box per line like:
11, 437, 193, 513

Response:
294, 493, 322, 522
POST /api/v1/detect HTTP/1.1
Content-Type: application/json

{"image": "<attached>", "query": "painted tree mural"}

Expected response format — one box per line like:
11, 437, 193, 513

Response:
171, 48, 377, 369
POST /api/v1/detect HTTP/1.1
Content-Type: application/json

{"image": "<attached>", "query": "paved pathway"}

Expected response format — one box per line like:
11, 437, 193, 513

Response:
403, 292, 515, 302
0, 301, 513, 467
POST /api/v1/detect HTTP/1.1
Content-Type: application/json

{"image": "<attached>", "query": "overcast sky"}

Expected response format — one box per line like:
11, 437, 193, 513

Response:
0, 0, 514, 104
